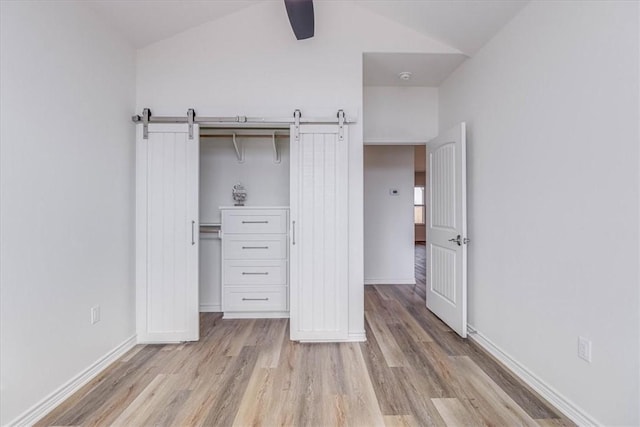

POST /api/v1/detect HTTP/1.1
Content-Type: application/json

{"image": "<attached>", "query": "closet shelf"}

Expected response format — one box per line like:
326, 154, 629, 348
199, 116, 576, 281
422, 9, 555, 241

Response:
200, 129, 289, 164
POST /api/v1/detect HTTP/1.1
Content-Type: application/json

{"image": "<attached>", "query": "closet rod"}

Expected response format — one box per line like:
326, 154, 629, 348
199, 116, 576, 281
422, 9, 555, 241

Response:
201, 128, 290, 135
200, 133, 290, 139
200, 223, 221, 236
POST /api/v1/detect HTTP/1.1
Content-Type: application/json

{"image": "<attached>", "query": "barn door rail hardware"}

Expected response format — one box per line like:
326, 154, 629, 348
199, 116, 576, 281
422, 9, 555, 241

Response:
132, 108, 356, 140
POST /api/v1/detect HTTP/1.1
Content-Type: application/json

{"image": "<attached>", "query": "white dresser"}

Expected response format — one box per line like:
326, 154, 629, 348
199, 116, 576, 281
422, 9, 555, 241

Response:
220, 207, 289, 318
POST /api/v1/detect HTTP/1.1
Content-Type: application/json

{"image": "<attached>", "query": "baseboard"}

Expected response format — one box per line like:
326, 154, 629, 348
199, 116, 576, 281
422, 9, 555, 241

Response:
348, 330, 367, 342
301, 335, 367, 343
223, 311, 289, 319
467, 325, 600, 426
199, 303, 221, 312
7, 334, 137, 427
364, 278, 416, 285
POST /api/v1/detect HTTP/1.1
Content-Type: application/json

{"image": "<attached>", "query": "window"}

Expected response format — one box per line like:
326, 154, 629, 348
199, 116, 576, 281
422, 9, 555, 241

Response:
414, 186, 425, 224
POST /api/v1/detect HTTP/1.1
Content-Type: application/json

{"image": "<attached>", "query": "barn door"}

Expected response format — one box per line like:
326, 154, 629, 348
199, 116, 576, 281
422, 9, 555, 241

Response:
136, 124, 199, 343
426, 123, 468, 338
289, 124, 349, 341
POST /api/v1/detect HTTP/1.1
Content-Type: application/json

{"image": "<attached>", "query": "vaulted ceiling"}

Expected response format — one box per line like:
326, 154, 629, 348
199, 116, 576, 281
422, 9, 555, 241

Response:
356, 1, 527, 56
88, 0, 528, 55
88, 1, 260, 49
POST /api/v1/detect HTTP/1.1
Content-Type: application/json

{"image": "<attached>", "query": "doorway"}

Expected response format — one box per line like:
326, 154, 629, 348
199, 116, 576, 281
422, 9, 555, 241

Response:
363, 145, 417, 287
414, 144, 427, 298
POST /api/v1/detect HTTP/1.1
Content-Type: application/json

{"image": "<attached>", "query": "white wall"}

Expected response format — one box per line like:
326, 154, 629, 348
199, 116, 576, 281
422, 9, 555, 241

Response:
0, 2, 136, 425
364, 146, 415, 284
364, 86, 438, 144
136, 0, 459, 337
439, 1, 639, 425
199, 137, 290, 311
200, 138, 290, 222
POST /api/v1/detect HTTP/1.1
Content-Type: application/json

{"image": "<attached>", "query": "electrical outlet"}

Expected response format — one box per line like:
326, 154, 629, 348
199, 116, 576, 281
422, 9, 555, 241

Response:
578, 336, 592, 362
91, 305, 101, 325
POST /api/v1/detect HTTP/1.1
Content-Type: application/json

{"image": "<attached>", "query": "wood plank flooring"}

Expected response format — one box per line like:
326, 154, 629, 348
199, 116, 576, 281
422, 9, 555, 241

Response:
37, 244, 573, 426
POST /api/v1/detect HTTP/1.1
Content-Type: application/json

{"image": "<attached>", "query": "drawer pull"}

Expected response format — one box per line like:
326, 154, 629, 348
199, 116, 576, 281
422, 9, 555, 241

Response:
242, 272, 269, 275
242, 220, 269, 224
242, 297, 269, 301
242, 246, 269, 250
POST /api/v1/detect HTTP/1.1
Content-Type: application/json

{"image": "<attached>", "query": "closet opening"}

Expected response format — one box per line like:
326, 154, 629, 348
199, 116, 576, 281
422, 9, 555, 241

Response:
135, 109, 353, 343
198, 126, 291, 324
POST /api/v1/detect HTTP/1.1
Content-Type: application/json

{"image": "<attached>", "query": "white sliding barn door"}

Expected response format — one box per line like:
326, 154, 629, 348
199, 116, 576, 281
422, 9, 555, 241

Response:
289, 124, 349, 341
136, 124, 199, 343
426, 123, 468, 338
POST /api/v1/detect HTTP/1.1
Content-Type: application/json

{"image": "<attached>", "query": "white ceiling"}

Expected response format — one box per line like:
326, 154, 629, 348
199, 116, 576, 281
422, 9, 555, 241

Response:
356, 0, 528, 56
88, 1, 526, 88
88, 1, 528, 53
364, 53, 467, 87
88, 1, 260, 48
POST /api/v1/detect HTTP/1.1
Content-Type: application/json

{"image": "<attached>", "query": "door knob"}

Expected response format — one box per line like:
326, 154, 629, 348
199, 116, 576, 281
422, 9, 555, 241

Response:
448, 235, 462, 246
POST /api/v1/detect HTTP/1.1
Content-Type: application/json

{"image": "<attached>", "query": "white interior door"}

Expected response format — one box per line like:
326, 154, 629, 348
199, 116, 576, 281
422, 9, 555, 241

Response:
289, 124, 349, 341
136, 124, 199, 343
425, 123, 468, 338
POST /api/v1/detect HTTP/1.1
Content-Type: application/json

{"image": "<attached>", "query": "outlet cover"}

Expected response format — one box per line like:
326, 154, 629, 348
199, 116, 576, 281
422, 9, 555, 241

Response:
578, 336, 592, 362
91, 305, 101, 325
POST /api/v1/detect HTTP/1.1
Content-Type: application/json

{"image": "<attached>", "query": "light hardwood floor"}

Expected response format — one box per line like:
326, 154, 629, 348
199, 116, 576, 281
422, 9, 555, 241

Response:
37, 244, 574, 426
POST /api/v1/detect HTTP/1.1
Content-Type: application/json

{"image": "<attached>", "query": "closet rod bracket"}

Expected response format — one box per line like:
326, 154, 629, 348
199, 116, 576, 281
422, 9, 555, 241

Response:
272, 132, 281, 164
232, 133, 245, 163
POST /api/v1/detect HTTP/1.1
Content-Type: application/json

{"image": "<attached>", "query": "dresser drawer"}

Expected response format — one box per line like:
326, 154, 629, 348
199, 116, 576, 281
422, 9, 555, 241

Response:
222, 210, 288, 234
223, 286, 288, 312
223, 235, 286, 260
223, 260, 287, 285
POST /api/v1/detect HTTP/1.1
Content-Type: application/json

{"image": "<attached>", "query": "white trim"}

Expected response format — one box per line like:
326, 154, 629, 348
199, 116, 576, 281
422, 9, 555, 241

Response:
467, 325, 600, 427
296, 331, 366, 343
199, 304, 221, 313
223, 311, 289, 319
348, 331, 367, 342
301, 334, 366, 343
364, 278, 416, 285
7, 335, 137, 427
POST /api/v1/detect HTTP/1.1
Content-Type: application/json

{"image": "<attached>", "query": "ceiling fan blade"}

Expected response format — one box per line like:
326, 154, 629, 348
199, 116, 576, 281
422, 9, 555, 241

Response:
284, 0, 314, 40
